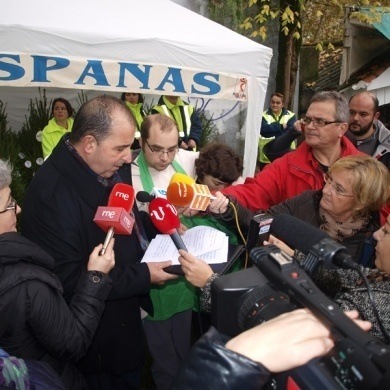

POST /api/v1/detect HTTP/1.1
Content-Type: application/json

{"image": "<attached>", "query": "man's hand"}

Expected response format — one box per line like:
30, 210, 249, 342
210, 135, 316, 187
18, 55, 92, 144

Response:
225, 308, 371, 373
147, 261, 178, 284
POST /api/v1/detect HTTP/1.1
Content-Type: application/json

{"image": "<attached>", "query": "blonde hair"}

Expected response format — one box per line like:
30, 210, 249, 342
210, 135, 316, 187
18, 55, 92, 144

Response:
329, 155, 390, 215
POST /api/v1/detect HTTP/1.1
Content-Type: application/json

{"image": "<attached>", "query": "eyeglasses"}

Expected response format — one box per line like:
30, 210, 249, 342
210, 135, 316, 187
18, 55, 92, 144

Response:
301, 116, 341, 128
323, 172, 354, 197
0, 198, 18, 214
145, 139, 178, 157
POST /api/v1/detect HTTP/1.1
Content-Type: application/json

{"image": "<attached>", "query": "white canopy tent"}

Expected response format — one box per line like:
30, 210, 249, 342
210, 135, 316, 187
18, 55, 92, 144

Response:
0, 0, 272, 176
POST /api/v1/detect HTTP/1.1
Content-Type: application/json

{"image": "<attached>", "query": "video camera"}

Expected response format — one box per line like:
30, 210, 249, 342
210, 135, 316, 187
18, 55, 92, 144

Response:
211, 216, 390, 389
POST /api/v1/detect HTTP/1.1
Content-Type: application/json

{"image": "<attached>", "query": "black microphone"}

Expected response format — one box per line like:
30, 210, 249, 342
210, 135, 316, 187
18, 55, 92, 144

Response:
136, 191, 155, 203
136, 188, 167, 203
245, 213, 273, 253
270, 214, 359, 272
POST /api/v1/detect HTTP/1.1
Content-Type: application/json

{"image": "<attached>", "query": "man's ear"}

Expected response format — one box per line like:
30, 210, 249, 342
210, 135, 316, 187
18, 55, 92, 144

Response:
81, 135, 97, 154
339, 122, 349, 136
375, 111, 380, 121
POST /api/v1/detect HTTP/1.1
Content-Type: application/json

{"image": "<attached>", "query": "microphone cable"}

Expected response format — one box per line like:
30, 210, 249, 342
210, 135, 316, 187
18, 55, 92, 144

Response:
215, 200, 248, 268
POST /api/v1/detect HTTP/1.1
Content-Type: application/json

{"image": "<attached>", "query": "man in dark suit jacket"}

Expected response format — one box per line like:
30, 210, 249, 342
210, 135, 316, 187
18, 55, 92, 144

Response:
22, 95, 176, 389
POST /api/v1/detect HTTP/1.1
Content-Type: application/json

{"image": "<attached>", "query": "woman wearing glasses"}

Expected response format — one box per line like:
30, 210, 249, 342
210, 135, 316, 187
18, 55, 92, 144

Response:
0, 159, 115, 388
212, 155, 389, 266
178, 155, 389, 305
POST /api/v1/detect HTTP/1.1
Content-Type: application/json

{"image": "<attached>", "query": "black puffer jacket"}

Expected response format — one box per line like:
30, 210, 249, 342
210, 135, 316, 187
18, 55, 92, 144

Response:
0, 232, 112, 389
172, 327, 270, 389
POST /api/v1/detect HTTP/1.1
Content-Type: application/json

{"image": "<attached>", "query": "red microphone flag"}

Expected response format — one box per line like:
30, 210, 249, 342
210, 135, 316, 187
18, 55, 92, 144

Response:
149, 197, 180, 234
94, 183, 135, 254
149, 198, 187, 251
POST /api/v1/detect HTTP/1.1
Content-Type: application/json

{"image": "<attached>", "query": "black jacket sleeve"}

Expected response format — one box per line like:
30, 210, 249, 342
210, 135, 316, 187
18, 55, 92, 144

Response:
172, 327, 270, 390
27, 271, 112, 362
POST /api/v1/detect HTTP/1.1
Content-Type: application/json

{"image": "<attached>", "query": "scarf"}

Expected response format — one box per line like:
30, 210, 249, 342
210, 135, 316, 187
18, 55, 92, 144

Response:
319, 206, 369, 241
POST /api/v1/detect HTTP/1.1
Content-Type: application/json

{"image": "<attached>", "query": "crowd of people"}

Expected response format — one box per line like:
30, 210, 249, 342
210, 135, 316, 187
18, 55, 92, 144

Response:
1, 89, 389, 389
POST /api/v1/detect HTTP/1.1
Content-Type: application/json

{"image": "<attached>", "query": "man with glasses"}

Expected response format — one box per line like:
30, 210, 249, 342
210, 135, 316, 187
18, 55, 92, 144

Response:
132, 113, 199, 212
21, 96, 176, 389
221, 91, 362, 211
131, 113, 198, 390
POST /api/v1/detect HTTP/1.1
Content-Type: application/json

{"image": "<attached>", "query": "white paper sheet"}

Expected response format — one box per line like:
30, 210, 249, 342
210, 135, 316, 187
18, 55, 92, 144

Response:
141, 226, 229, 265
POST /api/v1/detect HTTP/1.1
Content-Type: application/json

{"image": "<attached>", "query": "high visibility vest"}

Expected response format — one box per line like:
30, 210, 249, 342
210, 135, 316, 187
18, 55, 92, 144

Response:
259, 110, 296, 164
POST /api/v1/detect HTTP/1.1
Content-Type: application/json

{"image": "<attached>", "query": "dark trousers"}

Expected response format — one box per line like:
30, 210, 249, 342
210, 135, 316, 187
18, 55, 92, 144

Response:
84, 364, 142, 390
143, 310, 192, 390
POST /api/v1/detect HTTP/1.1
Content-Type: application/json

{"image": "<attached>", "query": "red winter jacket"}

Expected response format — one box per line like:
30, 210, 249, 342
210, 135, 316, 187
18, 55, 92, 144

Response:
222, 136, 362, 211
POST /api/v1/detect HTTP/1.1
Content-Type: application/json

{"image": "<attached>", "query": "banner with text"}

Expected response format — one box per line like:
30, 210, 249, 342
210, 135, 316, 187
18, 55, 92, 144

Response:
0, 53, 248, 101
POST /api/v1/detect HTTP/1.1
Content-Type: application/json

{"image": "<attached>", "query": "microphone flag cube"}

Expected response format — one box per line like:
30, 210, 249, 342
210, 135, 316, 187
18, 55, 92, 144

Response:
189, 184, 213, 211
93, 207, 135, 235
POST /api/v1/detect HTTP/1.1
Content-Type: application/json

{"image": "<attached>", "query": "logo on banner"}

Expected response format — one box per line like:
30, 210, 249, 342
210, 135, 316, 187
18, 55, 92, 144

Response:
233, 77, 247, 100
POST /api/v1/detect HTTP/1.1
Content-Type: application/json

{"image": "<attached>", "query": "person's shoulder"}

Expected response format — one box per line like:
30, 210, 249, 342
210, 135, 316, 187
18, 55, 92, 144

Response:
341, 135, 362, 155
176, 149, 199, 162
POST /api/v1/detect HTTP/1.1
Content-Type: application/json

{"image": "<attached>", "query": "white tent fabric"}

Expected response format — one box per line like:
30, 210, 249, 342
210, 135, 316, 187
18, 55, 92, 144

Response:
0, 0, 272, 176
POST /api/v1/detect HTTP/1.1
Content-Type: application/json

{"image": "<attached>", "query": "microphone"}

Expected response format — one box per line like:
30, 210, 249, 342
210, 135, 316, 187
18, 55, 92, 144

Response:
166, 182, 195, 207
93, 183, 135, 255
245, 213, 273, 253
149, 197, 187, 251
166, 181, 216, 211
169, 172, 195, 186
136, 187, 167, 203
270, 214, 358, 272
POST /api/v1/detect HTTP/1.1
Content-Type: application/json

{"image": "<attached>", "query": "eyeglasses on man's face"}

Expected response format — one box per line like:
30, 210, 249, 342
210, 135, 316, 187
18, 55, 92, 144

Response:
145, 139, 178, 157
301, 116, 341, 128
0, 198, 17, 214
323, 172, 354, 197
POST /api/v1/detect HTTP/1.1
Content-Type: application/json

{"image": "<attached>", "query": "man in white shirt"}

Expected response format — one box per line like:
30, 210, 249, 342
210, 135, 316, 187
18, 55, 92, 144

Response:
131, 114, 198, 390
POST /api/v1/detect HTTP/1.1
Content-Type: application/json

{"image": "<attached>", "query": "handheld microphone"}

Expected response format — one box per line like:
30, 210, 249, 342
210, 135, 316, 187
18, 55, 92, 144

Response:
245, 213, 273, 253
136, 187, 167, 204
169, 172, 195, 186
270, 214, 358, 272
93, 183, 135, 255
166, 181, 216, 211
166, 182, 195, 207
149, 197, 187, 251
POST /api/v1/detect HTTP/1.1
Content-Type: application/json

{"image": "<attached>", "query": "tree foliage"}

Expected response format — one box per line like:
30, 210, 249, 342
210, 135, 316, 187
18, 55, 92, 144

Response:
209, 0, 390, 107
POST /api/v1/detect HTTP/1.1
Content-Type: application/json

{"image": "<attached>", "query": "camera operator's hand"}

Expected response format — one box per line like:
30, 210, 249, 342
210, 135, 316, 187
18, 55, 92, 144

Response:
265, 234, 294, 257
178, 249, 213, 287
225, 308, 370, 373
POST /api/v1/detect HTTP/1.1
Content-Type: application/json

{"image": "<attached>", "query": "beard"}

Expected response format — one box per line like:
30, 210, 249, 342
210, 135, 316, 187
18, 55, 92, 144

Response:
348, 119, 374, 138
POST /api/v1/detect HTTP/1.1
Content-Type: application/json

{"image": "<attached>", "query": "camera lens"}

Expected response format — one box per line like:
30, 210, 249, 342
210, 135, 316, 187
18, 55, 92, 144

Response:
236, 284, 298, 331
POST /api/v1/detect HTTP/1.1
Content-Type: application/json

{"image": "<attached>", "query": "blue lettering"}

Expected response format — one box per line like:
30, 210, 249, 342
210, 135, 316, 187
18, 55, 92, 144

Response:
191, 73, 220, 95
75, 60, 109, 86
0, 54, 25, 81
117, 63, 152, 89
156, 68, 185, 92
32, 56, 69, 82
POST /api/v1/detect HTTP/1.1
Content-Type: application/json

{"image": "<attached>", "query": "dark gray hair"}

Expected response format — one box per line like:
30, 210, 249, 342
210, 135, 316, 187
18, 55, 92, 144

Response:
0, 159, 12, 190
69, 95, 136, 144
310, 91, 349, 123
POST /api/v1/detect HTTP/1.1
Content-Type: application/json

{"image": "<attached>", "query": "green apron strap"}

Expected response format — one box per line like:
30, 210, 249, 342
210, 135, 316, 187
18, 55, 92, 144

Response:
136, 151, 188, 192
